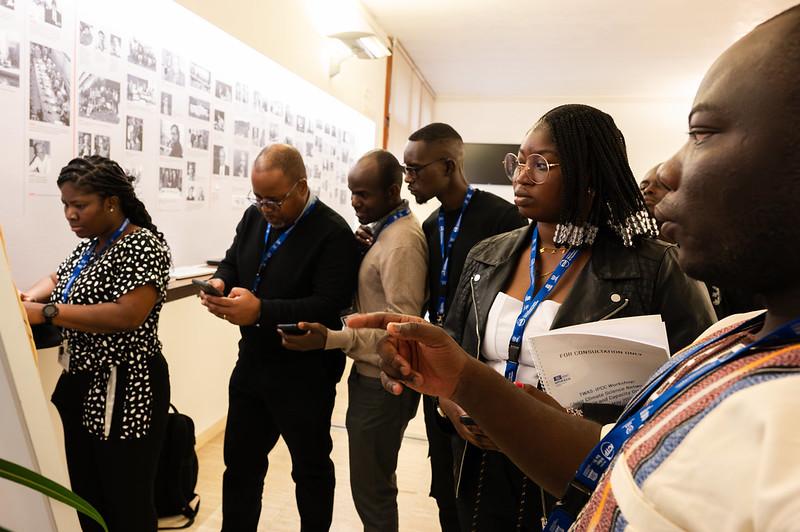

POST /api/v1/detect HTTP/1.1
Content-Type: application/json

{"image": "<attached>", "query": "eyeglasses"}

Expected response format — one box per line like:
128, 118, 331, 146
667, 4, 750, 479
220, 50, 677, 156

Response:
401, 158, 449, 177
247, 179, 303, 210
503, 153, 560, 184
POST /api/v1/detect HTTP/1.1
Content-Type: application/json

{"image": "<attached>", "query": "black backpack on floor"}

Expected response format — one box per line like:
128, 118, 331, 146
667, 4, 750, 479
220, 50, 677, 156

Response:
155, 403, 201, 529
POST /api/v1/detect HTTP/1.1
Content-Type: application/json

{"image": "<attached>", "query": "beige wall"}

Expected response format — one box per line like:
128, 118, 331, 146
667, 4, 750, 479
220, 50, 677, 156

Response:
175, 0, 388, 148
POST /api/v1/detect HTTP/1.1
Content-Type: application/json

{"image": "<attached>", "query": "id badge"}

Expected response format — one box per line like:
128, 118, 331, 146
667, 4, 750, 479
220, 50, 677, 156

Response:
58, 340, 70, 372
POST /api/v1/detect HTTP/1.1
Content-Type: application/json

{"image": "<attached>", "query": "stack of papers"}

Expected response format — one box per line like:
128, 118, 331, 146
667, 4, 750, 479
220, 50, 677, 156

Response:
526, 315, 669, 409
169, 264, 216, 280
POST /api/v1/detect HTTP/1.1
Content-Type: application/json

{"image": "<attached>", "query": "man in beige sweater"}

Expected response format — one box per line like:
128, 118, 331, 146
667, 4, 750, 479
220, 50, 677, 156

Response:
281, 149, 428, 532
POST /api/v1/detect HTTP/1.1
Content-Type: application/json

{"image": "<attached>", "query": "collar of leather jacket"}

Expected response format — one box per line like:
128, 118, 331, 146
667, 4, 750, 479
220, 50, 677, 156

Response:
467, 223, 668, 280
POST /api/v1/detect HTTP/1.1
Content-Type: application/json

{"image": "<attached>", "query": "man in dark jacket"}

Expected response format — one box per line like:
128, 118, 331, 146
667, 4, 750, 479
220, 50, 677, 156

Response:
402, 122, 528, 532
201, 144, 359, 531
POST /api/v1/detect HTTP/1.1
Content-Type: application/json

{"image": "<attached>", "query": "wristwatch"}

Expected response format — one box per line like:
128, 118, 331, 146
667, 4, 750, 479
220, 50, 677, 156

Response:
42, 303, 59, 325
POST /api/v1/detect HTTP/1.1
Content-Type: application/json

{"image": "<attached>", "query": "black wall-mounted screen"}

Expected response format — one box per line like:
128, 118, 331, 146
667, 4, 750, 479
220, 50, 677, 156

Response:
463, 143, 519, 185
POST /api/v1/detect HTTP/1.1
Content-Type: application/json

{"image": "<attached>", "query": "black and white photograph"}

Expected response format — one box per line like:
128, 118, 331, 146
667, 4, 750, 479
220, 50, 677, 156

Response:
93, 134, 110, 158
284, 107, 294, 127
94, 29, 106, 52
189, 62, 211, 92
215, 80, 231, 101
128, 37, 156, 70
233, 149, 249, 177
79, 21, 93, 46
186, 161, 196, 180
126, 115, 143, 151
126, 165, 142, 189
162, 49, 186, 86
188, 96, 210, 121
214, 109, 225, 131
77, 73, 120, 123
29, 42, 70, 126
185, 184, 205, 201
234, 82, 248, 104
31, 0, 62, 28
269, 100, 283, 117
77, 132, 92, 157
0, 0, 14, 10
234, 119, 249, 139
160, 120, 183, 158
213, 145, 230, 176
189, 127, 209, 150
305, 141, 313, 158
0, 36, 20, 87
109, 34, 121, 57
159, 167, 181, 191
269, 123, 279, 142
296, 115, 305, 133
28, 139, 51, 175
161, 91, 172, 115
126, 73, 154, 105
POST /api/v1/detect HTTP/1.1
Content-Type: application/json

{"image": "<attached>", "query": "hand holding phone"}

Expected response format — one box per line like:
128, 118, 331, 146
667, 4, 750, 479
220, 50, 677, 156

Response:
192, 278, 224, 297
277, 323, 306, 336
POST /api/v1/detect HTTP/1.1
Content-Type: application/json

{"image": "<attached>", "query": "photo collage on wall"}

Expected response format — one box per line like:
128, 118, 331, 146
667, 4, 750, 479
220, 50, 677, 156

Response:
1, 0, 374, 267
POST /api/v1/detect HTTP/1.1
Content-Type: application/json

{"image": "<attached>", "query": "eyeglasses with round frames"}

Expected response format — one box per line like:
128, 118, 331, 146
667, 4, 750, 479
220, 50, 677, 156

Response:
401, 157, 449, 177
247, 179, 304, 211
503, 153, 560, 184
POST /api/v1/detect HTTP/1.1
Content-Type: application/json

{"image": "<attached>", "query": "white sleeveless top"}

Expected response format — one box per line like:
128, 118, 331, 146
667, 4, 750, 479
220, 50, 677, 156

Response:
481, 292, 561, 386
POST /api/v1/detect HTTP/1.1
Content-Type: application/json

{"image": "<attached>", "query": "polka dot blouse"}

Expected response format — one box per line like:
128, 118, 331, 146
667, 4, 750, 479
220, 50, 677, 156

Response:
51, 228, 171, 440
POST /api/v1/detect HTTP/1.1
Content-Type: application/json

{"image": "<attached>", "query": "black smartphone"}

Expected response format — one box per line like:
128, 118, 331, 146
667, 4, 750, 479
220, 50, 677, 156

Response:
192, 278, 223, 297
277, 323, 306, 336
459, 415, 476, 426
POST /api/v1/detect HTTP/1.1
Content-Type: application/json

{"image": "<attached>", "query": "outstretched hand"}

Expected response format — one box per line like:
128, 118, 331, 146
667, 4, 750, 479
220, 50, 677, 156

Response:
345, 312, 470, 399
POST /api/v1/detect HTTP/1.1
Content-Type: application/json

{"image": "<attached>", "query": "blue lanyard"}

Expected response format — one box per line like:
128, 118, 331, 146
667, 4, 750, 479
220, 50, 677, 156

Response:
251, 199, 318, 293
61, 218, 130, 303
545, 312, 800, 531
504, 227, 580, 382
435, 186, 475, 325
371, 208, 410, 242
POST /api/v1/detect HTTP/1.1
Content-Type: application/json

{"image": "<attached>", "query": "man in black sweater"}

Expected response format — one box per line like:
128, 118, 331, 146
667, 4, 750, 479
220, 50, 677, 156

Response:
201, 144, 359, 531
403, 123, 527, 532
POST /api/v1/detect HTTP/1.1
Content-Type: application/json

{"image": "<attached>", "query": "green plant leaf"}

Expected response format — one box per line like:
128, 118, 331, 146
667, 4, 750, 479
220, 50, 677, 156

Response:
0, 457, 108, 531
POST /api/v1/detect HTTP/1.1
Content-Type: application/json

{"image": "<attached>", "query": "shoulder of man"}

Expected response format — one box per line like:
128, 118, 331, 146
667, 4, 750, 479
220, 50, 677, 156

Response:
308, 199, 356, 236
378, 212, 427, 248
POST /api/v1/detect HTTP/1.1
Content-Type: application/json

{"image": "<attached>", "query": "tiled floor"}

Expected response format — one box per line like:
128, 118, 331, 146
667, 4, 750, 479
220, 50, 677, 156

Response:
163, 361, 440, 531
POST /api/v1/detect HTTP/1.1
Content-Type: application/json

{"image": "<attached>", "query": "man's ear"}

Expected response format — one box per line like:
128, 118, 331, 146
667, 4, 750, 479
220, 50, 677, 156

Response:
444, 159, 456, 176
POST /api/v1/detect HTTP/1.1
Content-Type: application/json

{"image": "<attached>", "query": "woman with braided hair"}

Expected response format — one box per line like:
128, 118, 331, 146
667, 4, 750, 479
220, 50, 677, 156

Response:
435, 104, 716, 530
21, 155, 172, 531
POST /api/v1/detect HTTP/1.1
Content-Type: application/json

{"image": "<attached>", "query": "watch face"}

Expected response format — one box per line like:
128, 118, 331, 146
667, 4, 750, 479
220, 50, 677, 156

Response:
43, 304, 59, 319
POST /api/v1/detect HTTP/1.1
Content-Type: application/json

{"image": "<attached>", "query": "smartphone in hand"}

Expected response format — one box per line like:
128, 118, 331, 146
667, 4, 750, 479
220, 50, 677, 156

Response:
277, 323, 306, 336
192, 279, 223, 297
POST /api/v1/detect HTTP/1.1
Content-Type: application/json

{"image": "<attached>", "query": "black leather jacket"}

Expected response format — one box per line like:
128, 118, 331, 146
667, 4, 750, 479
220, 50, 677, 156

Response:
443, 224, 717, 493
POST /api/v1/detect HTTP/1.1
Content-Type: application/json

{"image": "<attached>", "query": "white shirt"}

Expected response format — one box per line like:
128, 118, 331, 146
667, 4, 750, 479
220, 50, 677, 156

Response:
481, 291, 560, 385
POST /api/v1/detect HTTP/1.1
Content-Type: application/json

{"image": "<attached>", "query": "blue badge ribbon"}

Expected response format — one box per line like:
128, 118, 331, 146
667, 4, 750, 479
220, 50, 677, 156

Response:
61, 218, 130, 303
545, 312, 800, 531
504, 226, 580, 381
371, 208, 410, 242
435, 186, 475, 325
251, 199, 318, 293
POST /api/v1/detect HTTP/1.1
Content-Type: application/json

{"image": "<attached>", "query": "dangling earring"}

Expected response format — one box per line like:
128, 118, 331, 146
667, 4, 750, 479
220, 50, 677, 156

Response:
110, 208, 114, 212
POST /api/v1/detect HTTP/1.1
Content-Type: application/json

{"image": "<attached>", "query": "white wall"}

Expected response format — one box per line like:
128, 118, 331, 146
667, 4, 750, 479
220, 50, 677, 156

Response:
435, 96, 693, 180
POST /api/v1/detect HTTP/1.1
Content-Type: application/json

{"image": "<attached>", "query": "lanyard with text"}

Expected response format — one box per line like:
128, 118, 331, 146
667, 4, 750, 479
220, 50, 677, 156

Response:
505, 226, 580, 381
545, 312, 800, 532
371, 208, 410, 242
435, 186, 475, 326
61, 218, 130, 303
251, 199, 318, 293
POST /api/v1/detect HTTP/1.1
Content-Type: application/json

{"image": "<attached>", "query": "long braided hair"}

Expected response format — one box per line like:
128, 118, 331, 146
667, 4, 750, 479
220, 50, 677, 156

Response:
57, 155, 168, 245
537, 104, 658, 247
